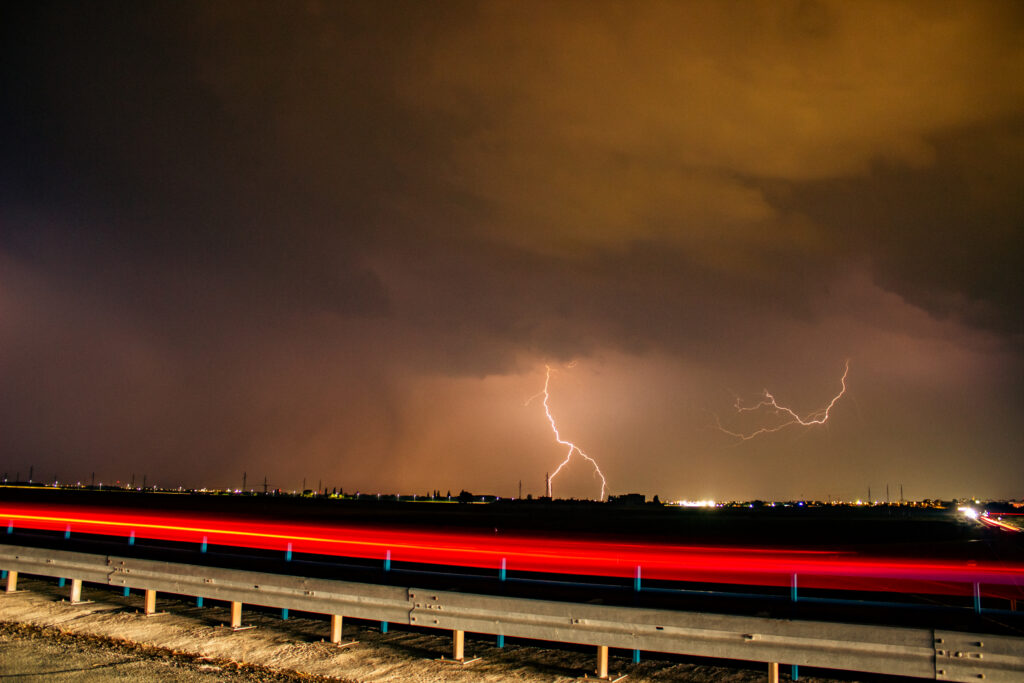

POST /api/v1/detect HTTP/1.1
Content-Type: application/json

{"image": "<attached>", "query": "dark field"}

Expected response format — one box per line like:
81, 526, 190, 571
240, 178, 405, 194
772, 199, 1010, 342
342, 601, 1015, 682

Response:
2, 486, 1021, 563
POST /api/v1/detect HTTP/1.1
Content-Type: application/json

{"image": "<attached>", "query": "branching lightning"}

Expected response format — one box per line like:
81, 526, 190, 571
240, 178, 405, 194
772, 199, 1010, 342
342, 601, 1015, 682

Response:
527, 364, 608, 501
717, 360, 850, 441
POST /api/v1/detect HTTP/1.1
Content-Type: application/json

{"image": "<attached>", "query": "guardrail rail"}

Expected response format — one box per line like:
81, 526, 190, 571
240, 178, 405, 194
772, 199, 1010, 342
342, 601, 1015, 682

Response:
3, 544, 1024, 682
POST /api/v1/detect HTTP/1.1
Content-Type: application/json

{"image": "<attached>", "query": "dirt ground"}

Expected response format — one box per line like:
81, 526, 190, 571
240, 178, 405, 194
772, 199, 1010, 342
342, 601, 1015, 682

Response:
0, 577, 873, 682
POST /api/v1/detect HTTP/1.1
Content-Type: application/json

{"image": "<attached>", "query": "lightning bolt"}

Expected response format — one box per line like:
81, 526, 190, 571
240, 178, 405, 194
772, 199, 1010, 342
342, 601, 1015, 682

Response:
527, 364, 608, 501
717, 360, 850, 441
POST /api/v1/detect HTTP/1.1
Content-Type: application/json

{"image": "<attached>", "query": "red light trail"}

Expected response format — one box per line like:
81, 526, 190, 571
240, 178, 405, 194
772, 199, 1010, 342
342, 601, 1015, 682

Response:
2, 503, 1022, 601
717, 360, 850, 441
979, 513, 1022, 533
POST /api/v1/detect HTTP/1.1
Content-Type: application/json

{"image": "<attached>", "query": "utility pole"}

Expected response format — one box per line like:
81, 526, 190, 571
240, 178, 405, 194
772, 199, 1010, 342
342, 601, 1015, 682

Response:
143, 474, 147, 489
518, 480, 522, 500
886, 484, 890, 505
243, 471, 247, 492
868, 486, 871, 504
901, 484, 904, 503
91, 472, 95, 488
545, 472, 550, 498
263, 476, 268, 495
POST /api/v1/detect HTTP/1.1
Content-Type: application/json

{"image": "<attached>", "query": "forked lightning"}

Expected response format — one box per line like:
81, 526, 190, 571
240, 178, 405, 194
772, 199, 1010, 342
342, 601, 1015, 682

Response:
717, 360, 850, 440
527, 364, 608, 500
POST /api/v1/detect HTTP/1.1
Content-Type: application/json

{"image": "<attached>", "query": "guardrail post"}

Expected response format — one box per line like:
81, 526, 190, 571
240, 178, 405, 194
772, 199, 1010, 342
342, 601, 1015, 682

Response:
197, 536, 207, 607
144, 588, 157, 615
497, 557, 507, 648
633, 564, 642, 663
597, 644, 609, 679
282, 543, 292, 620
973, 582, 982, 614
768, 661, 779, 683
58, 578, 65, 588
791, 573, 799, 679
5, 570, 17, 592
453, 629, 465, 662
225, 600, 254, 631
122, 529, 132, 597
380, 549, 391, 633
330, 614, 343, 644
69, 578, 83, 604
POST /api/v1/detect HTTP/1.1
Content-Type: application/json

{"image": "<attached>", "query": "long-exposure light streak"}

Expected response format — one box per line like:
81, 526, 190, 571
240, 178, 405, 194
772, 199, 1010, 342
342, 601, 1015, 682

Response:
529, 364, 608, 500
2, 503, 1023, 600
717, 360, 850, 441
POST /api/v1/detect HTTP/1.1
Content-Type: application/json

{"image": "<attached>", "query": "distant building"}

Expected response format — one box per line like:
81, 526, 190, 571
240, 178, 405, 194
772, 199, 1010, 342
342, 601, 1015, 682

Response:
609, 493, 646, 505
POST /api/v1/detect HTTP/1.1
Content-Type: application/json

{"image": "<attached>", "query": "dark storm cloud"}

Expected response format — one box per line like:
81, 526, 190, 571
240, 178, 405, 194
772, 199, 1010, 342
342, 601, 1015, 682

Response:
1, 1, 1022, 497
775, 117, 1024, 335
387, 0, 1024, 337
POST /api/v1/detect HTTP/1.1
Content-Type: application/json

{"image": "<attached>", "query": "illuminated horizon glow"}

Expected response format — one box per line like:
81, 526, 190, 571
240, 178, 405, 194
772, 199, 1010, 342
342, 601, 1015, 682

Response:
2, 502, 1023, 599
717, 360, 850, 441
529, 364, 608, 501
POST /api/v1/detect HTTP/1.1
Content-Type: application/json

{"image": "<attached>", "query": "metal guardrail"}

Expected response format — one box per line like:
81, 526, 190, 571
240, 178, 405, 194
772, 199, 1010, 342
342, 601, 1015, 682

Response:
2, 544, 1023, 682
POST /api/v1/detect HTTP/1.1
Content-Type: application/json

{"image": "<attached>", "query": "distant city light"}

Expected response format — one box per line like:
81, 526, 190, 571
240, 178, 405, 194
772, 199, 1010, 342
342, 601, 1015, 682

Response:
958, 506, 979, 519
673, 499, 717, 508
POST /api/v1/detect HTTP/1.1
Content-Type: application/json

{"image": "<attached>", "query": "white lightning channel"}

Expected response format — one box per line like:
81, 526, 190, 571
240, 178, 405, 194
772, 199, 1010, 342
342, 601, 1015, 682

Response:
717, 360, 850, 441
527, 364, 608, 501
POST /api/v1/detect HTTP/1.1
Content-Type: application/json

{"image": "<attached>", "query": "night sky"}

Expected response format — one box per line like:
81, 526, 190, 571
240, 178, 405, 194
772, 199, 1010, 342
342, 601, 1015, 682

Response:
2, 1, 1022, 501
